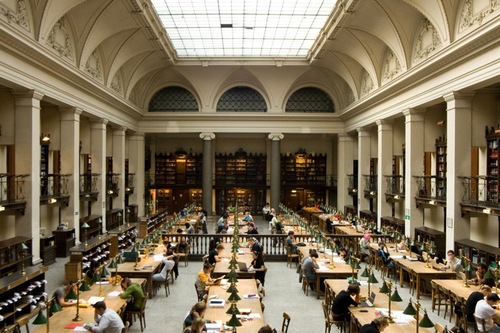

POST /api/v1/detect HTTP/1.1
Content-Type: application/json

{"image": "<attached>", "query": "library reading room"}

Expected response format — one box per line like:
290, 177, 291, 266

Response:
0, 1, 499, 333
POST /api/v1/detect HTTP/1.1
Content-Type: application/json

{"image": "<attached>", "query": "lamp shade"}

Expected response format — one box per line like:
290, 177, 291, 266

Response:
351, 259, 361, 270
108, 259, 117, 269
50, 301, 62, 313
117, 255, 124, 264
361, 268, 369, 278
228, 290, 241, 302
81, 222, 90, 229
21, 242, 29, 251
79, 280, 91, 292
379, 281, 389, 294
226, 313, 242, 327
226, 303, 240, 315
484, 268, 495, 280
403, 301, 417, 315
92, 271, 101, 284
418, 310, 434, 327
65, 288, 78, 300
390, 287, 403, 302
367, 272, 379, 284
32, 310, 48, 325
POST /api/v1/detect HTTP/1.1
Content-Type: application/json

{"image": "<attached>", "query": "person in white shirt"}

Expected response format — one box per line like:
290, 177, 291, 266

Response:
84, 301, 124, 333
475, 293, 500, 333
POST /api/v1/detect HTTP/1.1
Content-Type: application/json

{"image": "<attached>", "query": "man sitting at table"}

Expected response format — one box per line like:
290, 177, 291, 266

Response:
331, 284, 360, 321
119, 277, 145, 319
469, 263, 495, 287
475, 293, 500, 333
286, 231, 298, 254
359, 316, 389, 333
195, 263, 215, 300
437, 250, 463, 277
52, 280, 77, 307
302, 249, 320, 291
377, 242, 395, 268
463, 285, 492, 323
208, 243, 225, 265
248, 237, 263, 254
84, 301, 124, 333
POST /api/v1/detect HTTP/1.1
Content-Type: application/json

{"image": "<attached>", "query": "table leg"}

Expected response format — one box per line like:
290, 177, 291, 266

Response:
399, 266, 404, 287
317, 277, 321, 299
416, 275, 420, 299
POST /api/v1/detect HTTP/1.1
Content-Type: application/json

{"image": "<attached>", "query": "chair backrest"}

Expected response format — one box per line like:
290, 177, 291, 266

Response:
2, 323, 20, 333
141, 292, 149, 311
474, 314, 487, 333
121, 321, 130, 333
321, 302, 332, 324
434, 322, 445, 333
281, 312, 291, 333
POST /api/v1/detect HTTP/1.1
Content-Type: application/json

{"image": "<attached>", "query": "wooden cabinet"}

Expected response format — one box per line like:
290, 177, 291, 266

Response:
155, 152, 202, 186
281, 149, 326, 186
79, 215, 103, 242
455, 239, 500, 268
414, 226, 446, 257
138, 211, 169, 238
485, 127, 500, 203
215, 188, 265, 215
108, 223, 138, 257
52, 228, 76, 257
380, 216, 405, 234
435, 136, 447, 199
66, 236, 110, 283
40, 235, 56, 265
106, 209, 124, 231
0, 265, 48, 328
0, 237, 32, 278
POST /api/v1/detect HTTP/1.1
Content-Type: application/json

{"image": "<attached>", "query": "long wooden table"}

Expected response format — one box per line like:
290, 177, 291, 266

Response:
298, 245, 356, 299
113, 245, 165, 298
325, 279, 434, 333
212, 244, 255, 279
205, 279, 265, 332
32, 278, 145, 333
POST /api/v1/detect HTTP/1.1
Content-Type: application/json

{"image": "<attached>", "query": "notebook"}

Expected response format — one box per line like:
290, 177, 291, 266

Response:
237, 262, 249, 272
360, 291, 376, 307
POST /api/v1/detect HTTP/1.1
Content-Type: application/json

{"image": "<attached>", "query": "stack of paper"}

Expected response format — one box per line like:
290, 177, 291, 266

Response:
208, 299, 225, 308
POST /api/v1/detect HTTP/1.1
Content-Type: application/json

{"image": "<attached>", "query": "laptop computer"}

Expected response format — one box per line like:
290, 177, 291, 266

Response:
237, 262, 249, 272
360, 291, 376, 307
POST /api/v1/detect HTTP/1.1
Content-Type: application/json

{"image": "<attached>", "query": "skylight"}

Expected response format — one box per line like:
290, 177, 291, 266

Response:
150, 0, 337, 58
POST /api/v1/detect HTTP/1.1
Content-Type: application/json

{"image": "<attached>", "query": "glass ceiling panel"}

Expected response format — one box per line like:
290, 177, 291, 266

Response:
151, 0, 337, 58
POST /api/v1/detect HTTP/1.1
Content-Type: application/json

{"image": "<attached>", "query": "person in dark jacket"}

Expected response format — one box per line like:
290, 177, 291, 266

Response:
465, 285, 492, 322
359, 316, 389, 333
331, 284, 360, 321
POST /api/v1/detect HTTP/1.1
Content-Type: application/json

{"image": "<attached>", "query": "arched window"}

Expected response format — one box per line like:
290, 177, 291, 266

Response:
148, 86, 198, 112
285, 87, 335, 113
217, 86, 267, 112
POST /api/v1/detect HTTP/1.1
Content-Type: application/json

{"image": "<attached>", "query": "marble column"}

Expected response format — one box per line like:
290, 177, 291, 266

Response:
337, 133, 354, 212
128, 133, 145, 217
376, 120, 394, 228
444, 92, 473, 251
112, 127, 126, 217
357, 128, 371, 216
404, 109, 425, 237
199, 133, 215, 215
60, 107, 81, 236
13, 90, 43, 263
268, 133, 284, 212
91, 119, 108, 229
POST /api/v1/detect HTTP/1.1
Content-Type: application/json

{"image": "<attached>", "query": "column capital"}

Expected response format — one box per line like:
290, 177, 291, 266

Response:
268, 133, 284, 141
130, 132, 145, 138
356, 127, 370, 137
199, 132, 215, 140
403, 108, 426, 122
443, 92, 475, 109
12, 89, 44, 101
375, 119, 394, 127
113, 126, 127, 134
60, 107, 82, 120
338, 133, 353, 142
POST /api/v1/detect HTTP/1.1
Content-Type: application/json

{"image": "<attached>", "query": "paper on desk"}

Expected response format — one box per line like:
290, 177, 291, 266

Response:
153, 254, 164, 261
95, 281, 109, 285
221, 258, 229, 262
248, 313, 261, 318
333, 257, 345, 263
243, 294, 259, 299
74, 326, 87, 332
206, 320, 222, 330
398, 250, 408, 253
390, 255, 404, 259
107, 291, 121, 297
87, 296, 105, 305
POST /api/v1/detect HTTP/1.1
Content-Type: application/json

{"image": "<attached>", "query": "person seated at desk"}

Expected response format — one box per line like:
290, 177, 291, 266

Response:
208, 243, 225, 265
183, 301, 207, 329
52, 280, 77, 307
247, 222, 259, 235
242, 210, 254, 222
302, 249, 320, 291
445, 250, 463, 273
195, 263, 215, 299
183, 317, 206, 333
475, 293, 500, 333
338, 247, 348, 261
217, 219, 229, 233
286, 231, 298, 254
397, 235, 407, 251
250, 251, 266, 285
152, 254, 176, 283
377, 242, 395, 268
469, 263, 495, 287
86, 260, 100, 285
359, 316, 389, 333
459, 285, 492, 324
331, 284, 360, 321
185, 222, 195, 235
84, 301, 124, 333
119, 277, 145, 318
359, 234, 371, 262
248, 237, 263, 254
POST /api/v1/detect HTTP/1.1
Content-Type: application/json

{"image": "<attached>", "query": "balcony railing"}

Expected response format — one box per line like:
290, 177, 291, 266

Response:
327, 175, 337, 187
0, 173, 29, 203
346, 174, 357, 195
459, 176, 500, 212
40, 174, 71, 197
125, 173, 135, 194
80, 173, 100, 200
106, 173, 120, 196
362, 175, 377, 192
413, 175, 446, 203
384, 175, 405, 196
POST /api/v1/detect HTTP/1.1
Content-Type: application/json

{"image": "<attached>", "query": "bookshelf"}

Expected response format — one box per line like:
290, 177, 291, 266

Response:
0, 237, 32, 278
66, 235, 111, 283
0, 265, 48, 329
455, 239, 500, 268
281, 149, 326, 186
380, 216, 405, 234
105, 209, 124, 231
108, 223, 137, 257
40, 141, 49, 197
215, 188, 265, 215
435, 136, 447, 199
155, 152, 202, 186
79, 215, 103, 242
485, 127, 500, 203
215, 149, 266, 186
414, 226, 446, 257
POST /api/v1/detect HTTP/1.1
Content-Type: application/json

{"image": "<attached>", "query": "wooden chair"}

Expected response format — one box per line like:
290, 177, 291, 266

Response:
280, 312, 291, 333
430, 281, 447, 315
474, 314, 487, 333
302, 273, 314, 296
459, 302, 477, 333
194, 283, 204, 302
321, 301, 346, 333
434, 322, 446, 333
126, 292, 149, 332
2, 323, 21, 333
177, 244, 190, 267
324, 282, 336, 308
121, 321, 130, 333
285, 246, 299, 268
